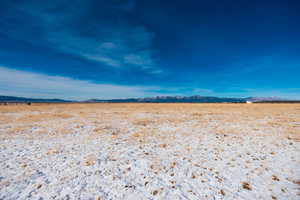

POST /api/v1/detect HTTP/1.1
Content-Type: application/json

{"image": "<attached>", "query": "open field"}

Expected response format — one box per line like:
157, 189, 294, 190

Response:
0, 103, 299, 199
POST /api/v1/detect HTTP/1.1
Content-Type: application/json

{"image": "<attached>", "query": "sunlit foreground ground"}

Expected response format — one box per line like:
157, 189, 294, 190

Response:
0, 103, 299, 199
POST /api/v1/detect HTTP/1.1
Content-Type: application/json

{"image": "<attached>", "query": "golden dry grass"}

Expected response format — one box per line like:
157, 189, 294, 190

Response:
0, 103, 299, 141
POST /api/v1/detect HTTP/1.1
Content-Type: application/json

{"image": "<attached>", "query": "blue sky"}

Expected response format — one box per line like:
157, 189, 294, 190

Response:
0, 0, 299, 100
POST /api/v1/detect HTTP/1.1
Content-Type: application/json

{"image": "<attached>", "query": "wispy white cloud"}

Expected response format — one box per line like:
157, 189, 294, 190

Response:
2, 66, 296, 100
45, 26, 159, 71
0, 0, 162, 74
0, 66, 165, 100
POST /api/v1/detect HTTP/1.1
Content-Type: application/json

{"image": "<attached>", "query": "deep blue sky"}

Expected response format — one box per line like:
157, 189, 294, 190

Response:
0, 0, 299, 100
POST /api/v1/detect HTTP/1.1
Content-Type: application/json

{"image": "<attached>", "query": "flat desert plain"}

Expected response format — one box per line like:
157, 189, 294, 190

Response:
0, 103, 299, 200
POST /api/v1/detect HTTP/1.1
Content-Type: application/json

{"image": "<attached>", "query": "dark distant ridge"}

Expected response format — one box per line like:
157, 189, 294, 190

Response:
0, 95, 298, 103
0, 95, 71, 103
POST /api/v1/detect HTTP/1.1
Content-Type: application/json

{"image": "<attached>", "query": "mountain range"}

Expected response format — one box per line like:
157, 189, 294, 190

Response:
0, 95, 295, 103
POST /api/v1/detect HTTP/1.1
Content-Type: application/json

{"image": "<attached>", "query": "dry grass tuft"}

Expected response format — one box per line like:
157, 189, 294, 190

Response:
272, 175, 280, 181
292, 180, 300, 186
84, 154, 96, 166
46, 148, 61, 155
132, 119, 153, 126
242, 182, 252, 190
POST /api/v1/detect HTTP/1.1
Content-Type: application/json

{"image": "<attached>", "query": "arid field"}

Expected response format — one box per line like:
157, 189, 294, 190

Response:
0, 103, 299, 200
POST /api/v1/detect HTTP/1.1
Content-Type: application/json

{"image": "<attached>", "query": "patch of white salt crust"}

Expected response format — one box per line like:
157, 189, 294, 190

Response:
0, 108, 299, 200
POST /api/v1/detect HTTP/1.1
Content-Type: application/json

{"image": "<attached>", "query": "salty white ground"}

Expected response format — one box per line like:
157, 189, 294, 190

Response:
0, 103, 299, 200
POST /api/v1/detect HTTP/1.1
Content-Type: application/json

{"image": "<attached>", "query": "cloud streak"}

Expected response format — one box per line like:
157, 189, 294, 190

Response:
1, 66, 298, 100
0, 66, 164, 100
0, 0, 162, 74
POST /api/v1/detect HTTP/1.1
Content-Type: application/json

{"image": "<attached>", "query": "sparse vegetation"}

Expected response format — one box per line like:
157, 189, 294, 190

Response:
0, 103, 299, 199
